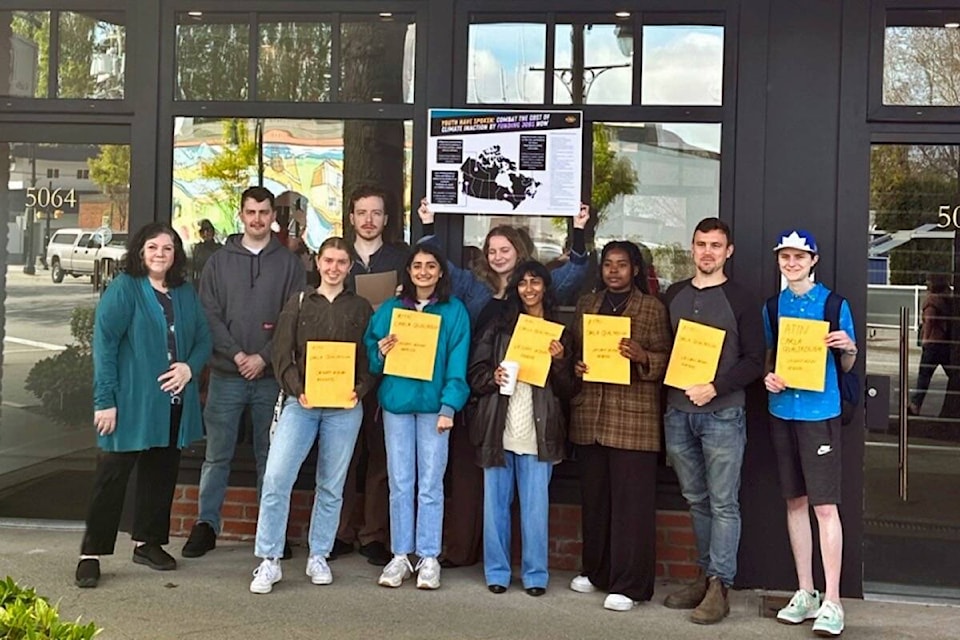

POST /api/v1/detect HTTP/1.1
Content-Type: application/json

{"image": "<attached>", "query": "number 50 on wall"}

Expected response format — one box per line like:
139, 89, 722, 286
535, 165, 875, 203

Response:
936, 204, 960, 229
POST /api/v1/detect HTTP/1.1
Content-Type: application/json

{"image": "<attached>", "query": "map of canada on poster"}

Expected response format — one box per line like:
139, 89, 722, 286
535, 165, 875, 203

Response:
426, 109, 583, 216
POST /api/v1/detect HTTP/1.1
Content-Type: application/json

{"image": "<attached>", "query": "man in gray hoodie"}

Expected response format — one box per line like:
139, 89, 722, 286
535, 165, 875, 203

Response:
183, 186, 305, 558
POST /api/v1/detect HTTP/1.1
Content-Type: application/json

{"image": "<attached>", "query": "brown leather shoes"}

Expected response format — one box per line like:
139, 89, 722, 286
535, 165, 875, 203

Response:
663, 571, 707, 609
690, 576, 729, 624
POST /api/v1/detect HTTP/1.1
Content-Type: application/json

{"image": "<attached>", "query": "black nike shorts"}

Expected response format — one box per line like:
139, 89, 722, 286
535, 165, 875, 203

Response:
769, 416, 842, 506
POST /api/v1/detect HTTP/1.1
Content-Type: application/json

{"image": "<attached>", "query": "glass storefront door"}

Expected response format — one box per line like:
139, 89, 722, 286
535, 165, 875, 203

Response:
0, 130, 129, 521
864, 142, 960, 597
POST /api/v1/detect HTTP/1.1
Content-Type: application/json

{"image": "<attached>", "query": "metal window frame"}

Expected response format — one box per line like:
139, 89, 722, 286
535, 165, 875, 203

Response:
868, 0, 960, 122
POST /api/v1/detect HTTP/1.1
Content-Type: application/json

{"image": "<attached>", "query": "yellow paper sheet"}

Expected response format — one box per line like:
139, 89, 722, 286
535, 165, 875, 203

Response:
664, 319, 726, 390
383, 308, 442, 381
503, 314, 566, 388
775, 317, 829, 392
582, 314, 631, 385
304, 341, 356, 408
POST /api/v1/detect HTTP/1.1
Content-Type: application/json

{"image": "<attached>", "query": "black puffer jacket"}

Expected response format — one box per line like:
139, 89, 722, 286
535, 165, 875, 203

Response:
467, 314, 578, 468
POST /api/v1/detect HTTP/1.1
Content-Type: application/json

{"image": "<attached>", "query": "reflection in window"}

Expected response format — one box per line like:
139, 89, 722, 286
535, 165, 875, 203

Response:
641, 25, 723, 105
869, 144, 960, 286
340, 15, 416, 103
593, 123, 721, 289
467, 23, 545, 104
553, 23, 632, 105
884, 11, 960, 106
258, 19, 332, 102
172, 117, 412, 248
176, 13, 249, 101
1, 11, 49, 98
58, 12, 125, 99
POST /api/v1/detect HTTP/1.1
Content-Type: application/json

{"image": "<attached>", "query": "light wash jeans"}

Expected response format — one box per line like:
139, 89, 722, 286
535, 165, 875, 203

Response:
254, 399, 363, 559
484, 452, 553, 589
198, 372, 279, 533
382, 410, 449, 558
664, 405, 747, 586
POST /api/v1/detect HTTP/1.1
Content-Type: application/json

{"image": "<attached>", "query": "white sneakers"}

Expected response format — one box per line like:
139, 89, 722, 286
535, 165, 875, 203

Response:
250, 555, 334, 593
570, 575, 636, 611
378, 554, 414, 588
249, 559, 282, 594
569, 575, 598, 593
415, 557, 441, 590
603, 593, 637, 611
377, 554, 441, 589
306, 555, 333, 585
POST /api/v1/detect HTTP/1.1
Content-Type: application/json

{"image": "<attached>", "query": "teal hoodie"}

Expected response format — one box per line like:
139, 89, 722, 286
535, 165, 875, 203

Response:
93, 273, 212, 452
365, 295, 471, 417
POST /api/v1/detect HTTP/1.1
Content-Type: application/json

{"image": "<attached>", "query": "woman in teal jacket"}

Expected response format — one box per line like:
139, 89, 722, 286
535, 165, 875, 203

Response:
75, 222, 211, 589
364, 244, 470, 591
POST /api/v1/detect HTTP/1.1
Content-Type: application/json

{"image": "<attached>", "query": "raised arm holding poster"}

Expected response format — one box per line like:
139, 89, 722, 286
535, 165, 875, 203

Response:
427, 108, 582, 217
383, 308, 442, 381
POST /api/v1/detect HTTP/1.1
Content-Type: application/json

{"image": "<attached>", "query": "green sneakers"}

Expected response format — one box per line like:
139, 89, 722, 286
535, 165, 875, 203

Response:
776, 589, 822, 624
812, 600, 845, 637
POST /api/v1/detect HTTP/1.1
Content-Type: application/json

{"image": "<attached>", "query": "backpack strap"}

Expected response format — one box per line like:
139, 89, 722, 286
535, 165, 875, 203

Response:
824, 291, 845, 388
765, 295, 780, 353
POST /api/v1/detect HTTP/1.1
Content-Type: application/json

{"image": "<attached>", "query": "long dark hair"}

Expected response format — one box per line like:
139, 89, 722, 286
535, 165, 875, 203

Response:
400, 245, 451, 303
599, 240, 649, 294
124, 222, 188, 287
506, 260, 557, 322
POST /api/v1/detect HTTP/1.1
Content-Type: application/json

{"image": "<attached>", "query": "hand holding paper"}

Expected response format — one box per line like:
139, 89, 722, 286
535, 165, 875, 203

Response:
304, 342, 356, 408
383, 309, 442, 381
774, 317, 829, 392
503, 314, 565, 387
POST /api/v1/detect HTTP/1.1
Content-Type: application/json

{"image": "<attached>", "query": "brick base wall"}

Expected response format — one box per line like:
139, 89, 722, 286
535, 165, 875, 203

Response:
170, 485, 698, 579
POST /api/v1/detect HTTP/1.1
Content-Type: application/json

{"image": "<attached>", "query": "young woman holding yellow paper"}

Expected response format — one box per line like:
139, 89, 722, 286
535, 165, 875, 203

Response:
468, 260, 577, 596
249, 237, 375, 594
364, 245, 471, 590
568, 241, 671, 612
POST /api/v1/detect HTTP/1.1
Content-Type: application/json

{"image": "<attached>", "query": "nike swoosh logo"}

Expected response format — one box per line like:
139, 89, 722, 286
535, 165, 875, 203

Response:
817, 445, 832, 456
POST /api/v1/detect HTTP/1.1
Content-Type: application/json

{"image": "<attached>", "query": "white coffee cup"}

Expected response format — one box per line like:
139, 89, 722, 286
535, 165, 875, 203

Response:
499, 360, 520, 396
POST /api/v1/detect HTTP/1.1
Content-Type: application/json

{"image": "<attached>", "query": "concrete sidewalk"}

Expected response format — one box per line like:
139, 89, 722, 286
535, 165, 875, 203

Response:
1, 523, 956, 640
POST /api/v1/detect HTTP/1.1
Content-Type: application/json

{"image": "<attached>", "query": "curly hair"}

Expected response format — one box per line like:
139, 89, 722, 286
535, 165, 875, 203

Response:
123, 222, 188, 288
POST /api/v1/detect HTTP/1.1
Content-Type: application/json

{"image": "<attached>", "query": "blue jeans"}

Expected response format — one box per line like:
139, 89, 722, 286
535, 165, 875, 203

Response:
254, 399, 363, 559
198, 372, 279, 533
382, 411, 449, 558
484, 452, 553, 589
664, 405, 747, 586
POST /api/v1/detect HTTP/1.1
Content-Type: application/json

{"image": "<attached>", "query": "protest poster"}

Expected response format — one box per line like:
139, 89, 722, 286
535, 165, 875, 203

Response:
304, 342, 355, 408
664, 319, 726, 390
383, 309, 442, 381
503, 314, 566, 387
775, 317, 829, 392
582, 314, 631, 385
426, 108, 582, 216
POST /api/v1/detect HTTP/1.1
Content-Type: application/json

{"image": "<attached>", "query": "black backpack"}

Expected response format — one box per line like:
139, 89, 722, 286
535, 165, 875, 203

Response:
765, 291, 861, 425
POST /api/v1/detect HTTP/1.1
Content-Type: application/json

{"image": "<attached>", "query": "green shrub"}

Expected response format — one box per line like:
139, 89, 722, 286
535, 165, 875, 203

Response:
24, 306, 96, 425
0, 576, 101, 639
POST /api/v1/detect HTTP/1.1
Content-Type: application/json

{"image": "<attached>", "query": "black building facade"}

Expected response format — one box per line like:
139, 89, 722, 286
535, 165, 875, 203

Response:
2, 0, 959, 599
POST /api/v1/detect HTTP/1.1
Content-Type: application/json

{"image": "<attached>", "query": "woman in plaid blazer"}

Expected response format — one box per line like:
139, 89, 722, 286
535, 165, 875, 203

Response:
567, 241, 671, 612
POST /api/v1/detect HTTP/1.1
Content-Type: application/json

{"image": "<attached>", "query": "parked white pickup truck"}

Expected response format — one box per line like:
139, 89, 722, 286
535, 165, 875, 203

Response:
46, 228, 127, 284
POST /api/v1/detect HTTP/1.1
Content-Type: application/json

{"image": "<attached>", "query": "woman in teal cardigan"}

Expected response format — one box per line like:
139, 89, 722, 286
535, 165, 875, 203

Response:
75, 222, 211, 589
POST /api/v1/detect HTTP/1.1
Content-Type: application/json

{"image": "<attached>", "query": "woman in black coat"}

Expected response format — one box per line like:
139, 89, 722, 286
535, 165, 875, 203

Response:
467, 260, 578, 596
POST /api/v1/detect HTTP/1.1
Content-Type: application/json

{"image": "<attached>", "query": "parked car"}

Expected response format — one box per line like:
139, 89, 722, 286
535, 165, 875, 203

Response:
46, 228, 127, 284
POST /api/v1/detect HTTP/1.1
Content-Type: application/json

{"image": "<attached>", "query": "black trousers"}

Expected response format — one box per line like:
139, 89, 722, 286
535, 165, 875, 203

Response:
81, 405, 182, 555
578, 444, 658, 602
